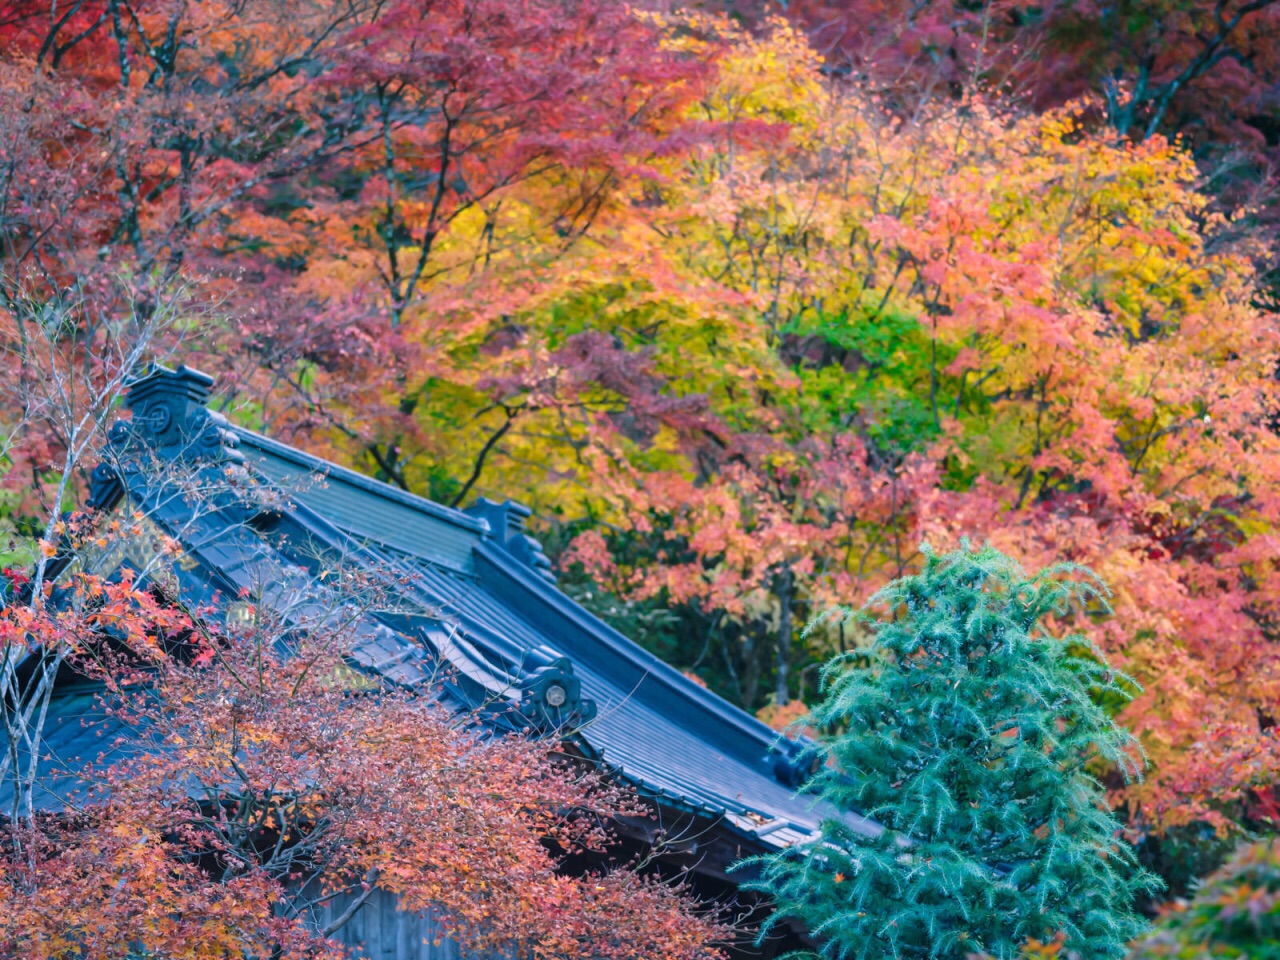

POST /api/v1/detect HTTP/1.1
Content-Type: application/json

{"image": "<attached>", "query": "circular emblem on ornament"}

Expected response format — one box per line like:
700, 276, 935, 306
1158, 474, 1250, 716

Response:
544, 683, 568, 707
142, 401, 172, 435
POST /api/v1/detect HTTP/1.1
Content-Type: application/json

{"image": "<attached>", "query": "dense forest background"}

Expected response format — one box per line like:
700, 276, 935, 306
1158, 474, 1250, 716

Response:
3, 0, 1280, 883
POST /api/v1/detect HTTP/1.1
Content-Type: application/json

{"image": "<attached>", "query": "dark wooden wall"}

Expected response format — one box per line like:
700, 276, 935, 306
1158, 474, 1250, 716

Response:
314, 888, 509, 960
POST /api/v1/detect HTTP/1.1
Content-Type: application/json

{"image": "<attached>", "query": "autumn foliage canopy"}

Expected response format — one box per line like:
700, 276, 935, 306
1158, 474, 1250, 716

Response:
0, 563, 727, 959
2, 0, 1280, 945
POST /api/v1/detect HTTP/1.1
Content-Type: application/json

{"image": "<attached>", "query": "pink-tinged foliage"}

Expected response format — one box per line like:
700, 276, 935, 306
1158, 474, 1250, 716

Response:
0, 570, 727, 958
6, 0, 1280, 841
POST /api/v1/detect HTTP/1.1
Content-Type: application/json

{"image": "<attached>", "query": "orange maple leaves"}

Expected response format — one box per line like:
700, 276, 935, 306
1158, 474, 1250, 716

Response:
0, 573, 727, 959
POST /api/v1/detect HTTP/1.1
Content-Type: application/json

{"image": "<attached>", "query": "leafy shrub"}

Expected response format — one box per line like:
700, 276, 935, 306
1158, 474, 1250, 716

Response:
1130, 836, 1280, 959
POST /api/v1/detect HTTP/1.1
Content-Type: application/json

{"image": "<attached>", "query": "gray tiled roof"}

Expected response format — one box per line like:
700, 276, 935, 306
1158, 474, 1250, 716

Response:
7, 364, 879, 869
0, 684, 132, 815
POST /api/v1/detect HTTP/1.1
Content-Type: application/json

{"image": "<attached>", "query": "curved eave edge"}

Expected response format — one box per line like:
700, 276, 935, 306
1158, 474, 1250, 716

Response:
600, 762, 864, 861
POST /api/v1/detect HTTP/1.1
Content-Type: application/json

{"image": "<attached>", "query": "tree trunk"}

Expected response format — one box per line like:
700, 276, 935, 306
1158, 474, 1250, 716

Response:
775, 564, 794, 707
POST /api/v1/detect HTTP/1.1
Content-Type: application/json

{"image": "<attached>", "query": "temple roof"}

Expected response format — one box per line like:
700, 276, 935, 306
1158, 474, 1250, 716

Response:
7, 364, 879, 870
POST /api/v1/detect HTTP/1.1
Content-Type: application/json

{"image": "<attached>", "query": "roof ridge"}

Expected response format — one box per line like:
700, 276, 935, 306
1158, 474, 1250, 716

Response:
471, 542, 823, 788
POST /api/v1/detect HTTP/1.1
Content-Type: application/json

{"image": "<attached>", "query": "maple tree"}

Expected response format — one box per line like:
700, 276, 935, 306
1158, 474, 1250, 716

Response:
718, 0, 1280, 155
722, 0, 1280, 314
1129, 836, 1280, 956
542, 21, 1280, 840
0, 279, 191, 865
5, 0, 1280, 905
0, 0, 712, 469
0, 536, 728, 959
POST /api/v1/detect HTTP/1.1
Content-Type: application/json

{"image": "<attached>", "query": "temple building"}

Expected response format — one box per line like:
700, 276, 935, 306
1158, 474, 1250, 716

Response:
7, 363, 878, 957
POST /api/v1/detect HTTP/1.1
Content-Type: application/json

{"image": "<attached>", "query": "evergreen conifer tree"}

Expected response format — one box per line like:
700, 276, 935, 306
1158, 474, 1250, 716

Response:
752, 542, 1161, 959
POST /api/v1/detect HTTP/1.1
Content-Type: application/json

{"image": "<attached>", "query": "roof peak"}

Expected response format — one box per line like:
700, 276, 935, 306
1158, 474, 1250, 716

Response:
121, 363, 553, 580
126, 362, 215, 408
110, 361, 240, 464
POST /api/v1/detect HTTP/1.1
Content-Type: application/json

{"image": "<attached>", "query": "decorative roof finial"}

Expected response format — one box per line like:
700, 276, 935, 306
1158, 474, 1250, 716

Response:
109, 362, 242, 464
465, 497, 555, 581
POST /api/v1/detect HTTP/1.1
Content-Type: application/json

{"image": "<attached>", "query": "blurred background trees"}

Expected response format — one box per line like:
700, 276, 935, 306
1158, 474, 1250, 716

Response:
3, 0, 1280, 905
